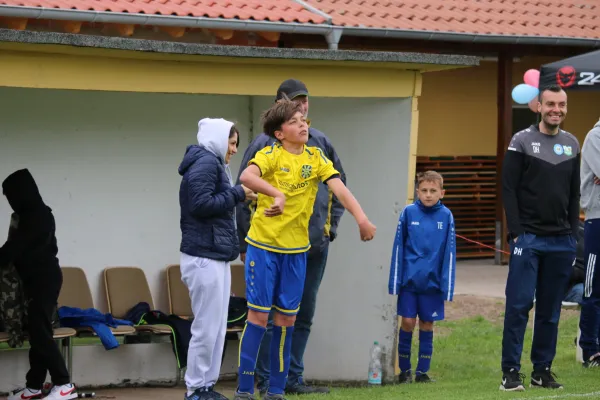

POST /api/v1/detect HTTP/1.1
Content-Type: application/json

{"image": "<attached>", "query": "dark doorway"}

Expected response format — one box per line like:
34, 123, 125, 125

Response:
512, 106, 538, 134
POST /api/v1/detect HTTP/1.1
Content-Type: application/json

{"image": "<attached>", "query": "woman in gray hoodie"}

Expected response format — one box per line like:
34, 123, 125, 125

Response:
178, 118, 256, 399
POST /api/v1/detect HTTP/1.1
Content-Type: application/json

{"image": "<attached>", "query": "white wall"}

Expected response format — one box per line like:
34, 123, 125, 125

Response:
0, 88, 252, 391
0, 88, 411, 389
252, 96, 411, 381
0, 88, 253, 312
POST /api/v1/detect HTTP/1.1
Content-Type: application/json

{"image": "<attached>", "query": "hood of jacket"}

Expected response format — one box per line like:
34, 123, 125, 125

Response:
197, 118, 234, 163
2, 169, 48, 214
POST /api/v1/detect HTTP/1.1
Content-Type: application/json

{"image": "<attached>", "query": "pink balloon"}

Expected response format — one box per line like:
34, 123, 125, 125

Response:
524, 69, 540, 88
528, 97, 538, 113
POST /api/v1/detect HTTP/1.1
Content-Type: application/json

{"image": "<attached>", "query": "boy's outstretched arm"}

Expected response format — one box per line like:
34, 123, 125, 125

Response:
440, 213, 457, 301
326, 177, 376, 241
240, 164, 286, 217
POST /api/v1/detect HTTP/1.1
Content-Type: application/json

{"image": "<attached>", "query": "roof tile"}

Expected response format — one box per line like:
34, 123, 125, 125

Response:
306, 0, 600, 38
0, 0, 328, 23
0, 0, 598, 40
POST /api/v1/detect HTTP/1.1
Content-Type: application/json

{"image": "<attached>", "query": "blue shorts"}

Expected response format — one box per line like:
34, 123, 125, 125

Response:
397, 290, 445, 322
245, 244, 307, 316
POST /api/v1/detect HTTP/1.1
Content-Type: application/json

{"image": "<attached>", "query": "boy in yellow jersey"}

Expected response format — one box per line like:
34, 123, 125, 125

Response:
234, 99, 377, 400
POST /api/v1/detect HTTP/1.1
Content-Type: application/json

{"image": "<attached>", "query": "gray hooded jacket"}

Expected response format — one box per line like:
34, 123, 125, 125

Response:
581, 119, 600, 221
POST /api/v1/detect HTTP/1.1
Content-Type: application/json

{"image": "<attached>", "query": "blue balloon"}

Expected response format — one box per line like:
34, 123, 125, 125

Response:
512, 84, 539, 104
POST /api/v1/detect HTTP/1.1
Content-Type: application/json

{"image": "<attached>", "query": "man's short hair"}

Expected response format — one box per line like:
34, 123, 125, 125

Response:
261, 97, 304, 138
539, 84, 565, 102
417, 170, 444, 189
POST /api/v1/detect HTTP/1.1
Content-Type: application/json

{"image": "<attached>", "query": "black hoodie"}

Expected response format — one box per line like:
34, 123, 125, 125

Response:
0, 169, 59, 282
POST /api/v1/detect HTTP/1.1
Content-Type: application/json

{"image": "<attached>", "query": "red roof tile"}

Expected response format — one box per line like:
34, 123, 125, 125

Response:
0, 0, 327, 23
306, 0, 600, 39
0, 0, 598, 40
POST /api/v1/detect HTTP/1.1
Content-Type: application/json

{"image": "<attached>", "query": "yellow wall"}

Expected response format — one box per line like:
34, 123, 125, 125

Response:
418, 56, 600, 156
418, 60, 498, 156
564, 92, 600, 142
0, 42, 424, 98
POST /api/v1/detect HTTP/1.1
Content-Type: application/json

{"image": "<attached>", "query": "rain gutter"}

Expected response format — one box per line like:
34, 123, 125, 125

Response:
1, 5, 599, 50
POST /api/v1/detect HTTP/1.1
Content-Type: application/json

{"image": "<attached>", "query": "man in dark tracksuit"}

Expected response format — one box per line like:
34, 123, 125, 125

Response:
501, 85, 579, 391
1, 169, 77, 400
236, 79, 346, 395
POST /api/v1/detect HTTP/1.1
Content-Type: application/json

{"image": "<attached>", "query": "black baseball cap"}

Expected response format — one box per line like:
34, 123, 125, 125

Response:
276, 79, 309, 101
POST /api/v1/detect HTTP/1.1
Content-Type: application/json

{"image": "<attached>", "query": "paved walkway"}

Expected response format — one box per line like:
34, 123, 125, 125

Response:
454, 259, 508, 298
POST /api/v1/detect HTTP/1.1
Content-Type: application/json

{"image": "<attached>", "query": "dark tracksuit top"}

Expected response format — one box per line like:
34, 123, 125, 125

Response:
500, 124, 581, 372
502, 124, 580, 240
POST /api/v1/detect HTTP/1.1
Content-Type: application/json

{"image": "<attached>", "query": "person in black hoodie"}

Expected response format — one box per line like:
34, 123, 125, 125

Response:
1, 169, 77, 400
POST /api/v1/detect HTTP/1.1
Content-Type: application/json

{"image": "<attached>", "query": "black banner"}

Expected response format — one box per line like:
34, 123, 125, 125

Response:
539, 49, 600, 91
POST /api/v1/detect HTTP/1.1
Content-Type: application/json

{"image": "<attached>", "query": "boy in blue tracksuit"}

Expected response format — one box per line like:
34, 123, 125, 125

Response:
388, 170, 456, 383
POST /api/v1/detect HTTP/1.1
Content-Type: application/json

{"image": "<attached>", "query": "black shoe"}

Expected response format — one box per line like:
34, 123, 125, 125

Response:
583, 353, 600, 368
186, 387, 229, 400
499, 368, 525, 392
285, 378, 330, 395
415, 373, 434, 383
398, 370, 412, 384
530, 368, 563, 389
233, 391, 256, 400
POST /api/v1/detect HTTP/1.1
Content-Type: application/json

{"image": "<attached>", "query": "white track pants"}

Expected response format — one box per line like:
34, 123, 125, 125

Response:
180, 253, 231, 391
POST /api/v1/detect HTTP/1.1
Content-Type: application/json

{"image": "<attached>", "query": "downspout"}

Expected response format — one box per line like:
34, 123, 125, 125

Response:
292, 0, 343, 50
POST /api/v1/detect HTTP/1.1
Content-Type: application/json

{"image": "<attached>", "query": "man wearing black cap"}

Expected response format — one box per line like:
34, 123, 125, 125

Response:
236, 78, 346, 395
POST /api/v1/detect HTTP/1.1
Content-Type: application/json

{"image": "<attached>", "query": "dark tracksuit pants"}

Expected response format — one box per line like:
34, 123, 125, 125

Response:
24, 267, 70, 390
502, 233, 576, 372
579, 219, 600, 360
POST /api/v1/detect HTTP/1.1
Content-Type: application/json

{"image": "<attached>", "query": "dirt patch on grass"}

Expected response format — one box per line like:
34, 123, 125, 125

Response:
445, 295, 506, 324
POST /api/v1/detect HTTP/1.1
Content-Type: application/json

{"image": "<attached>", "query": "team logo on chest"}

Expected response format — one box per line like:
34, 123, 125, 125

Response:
563, 145, 572, 156
553, 144, 564, 155
301, 164, 312, 179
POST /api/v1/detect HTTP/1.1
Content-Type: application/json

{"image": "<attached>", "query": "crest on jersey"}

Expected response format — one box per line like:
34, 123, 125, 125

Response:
301, 165, 312, 179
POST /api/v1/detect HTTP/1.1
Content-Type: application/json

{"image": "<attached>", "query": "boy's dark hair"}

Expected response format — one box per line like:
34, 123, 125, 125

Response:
417, 170, 444, 189
538, 84, 564, 102
229, 125, 240, 147
261, 95, 304, 138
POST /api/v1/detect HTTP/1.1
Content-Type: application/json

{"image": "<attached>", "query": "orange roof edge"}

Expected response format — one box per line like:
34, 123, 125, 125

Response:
0, 1, 599, 48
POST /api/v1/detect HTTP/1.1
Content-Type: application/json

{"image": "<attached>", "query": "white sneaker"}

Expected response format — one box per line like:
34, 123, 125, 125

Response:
7, 388, 43, 400
44, 384, 78, 400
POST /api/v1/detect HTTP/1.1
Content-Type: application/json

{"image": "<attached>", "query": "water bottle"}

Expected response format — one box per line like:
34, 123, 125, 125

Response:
368, 341, 382, 385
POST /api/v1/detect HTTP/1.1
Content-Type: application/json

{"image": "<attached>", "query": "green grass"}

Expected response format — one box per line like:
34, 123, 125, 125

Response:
295, 313, 600, 400
3, 313, 598, 399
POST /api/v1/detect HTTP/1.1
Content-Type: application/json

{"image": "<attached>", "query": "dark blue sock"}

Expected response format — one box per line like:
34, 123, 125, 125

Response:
269, 325, 294, 395
416, 330, 433, 375
398, 329, 413, 373
238, 321, 266, 394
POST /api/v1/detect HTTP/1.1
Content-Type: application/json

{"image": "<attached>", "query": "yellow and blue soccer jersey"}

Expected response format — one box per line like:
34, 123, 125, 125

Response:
245, 143, 340, 254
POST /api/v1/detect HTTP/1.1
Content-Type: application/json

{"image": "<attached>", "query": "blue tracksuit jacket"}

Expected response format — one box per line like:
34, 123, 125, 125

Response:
388, 199, 456, 300
58, 306, 133, 350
